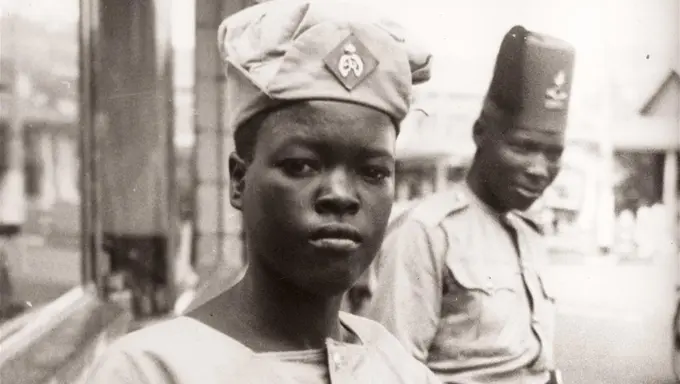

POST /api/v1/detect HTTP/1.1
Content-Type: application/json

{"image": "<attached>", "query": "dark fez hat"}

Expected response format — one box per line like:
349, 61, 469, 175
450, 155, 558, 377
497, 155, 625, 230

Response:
479, 25, 575, 132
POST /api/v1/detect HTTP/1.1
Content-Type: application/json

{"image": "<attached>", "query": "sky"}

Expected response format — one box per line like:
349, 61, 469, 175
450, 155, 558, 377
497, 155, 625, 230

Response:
368, 0, 679, 98
365, 0, 678, 151
3, 0, 677, 132
5, 0, 677, 96
167, 0, 679, 113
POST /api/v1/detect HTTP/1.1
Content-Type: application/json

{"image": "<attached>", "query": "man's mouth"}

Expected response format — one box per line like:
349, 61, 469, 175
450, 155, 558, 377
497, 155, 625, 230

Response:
513, 184, 544, 199
309, 224, 362, 252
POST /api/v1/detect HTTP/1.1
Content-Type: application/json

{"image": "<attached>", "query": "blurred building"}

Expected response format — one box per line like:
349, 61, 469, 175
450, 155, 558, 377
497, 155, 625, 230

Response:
391, 60, 680, 257
1, 1, 181, 382
393, 83, 608, 252
0, 16, 80, 235
609, 69, 680, 257
393, 90, 478, 202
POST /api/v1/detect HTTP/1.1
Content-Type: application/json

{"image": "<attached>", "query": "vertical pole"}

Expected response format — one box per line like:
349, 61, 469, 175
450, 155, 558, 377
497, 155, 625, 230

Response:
84, 0, 177, 317
663, 150, 678, 248
190, 0, 258, 310
194, 0, 226, 289
595, 4, 616, 256
78, 0, 98, 289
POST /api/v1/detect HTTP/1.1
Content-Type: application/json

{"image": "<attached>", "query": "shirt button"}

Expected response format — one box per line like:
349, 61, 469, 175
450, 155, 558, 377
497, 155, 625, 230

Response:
332, 353, 343, 368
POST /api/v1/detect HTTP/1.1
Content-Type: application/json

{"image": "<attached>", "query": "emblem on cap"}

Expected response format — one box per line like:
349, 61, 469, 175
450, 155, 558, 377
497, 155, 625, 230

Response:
339, 43, 363, 77
324, 34, 379, 91
545, 70, 569, 110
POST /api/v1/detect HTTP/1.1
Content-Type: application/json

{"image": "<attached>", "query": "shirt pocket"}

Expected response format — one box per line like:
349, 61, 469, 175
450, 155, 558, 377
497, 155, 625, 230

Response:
444, 255, 517, 296
439, 253, 520, 337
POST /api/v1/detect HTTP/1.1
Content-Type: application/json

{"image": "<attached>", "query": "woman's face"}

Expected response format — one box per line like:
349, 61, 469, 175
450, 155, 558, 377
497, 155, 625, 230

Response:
230, 100, 396, 296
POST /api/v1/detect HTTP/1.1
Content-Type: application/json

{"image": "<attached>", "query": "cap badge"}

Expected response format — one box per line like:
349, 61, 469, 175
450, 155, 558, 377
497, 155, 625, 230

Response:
324, 34, 379, 91
545, 70, 569, 110
339, 43, 363, 78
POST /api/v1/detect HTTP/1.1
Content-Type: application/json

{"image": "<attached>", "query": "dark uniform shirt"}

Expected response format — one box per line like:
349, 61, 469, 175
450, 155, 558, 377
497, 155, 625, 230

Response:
364, 181, 556, 383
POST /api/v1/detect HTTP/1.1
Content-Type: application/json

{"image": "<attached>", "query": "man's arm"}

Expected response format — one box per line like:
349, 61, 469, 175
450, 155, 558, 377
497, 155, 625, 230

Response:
364, 219, 444, 362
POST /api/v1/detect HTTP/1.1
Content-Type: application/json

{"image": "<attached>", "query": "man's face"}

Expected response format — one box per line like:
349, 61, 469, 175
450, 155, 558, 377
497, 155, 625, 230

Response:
230, 100, 396, 296
478, 123, 565, 211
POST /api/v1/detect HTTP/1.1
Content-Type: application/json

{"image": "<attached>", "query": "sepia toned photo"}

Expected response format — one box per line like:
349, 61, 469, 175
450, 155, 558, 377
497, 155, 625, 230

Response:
0, 0, 678, 383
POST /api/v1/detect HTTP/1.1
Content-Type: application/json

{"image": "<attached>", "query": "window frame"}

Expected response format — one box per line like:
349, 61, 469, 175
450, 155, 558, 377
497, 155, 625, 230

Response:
0, 0, 107, 368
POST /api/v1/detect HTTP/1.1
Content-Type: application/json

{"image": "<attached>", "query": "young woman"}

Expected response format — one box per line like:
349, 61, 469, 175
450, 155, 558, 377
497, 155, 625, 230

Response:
86, 0, 437, 383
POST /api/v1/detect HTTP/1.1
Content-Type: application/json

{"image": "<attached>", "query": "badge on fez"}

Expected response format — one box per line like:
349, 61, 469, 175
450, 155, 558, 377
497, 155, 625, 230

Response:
545, 70, 569, 110
324, 34, 379, 91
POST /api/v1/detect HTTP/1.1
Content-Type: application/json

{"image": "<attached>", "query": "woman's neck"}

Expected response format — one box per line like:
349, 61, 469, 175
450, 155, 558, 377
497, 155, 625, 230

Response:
218, 262, 346, 351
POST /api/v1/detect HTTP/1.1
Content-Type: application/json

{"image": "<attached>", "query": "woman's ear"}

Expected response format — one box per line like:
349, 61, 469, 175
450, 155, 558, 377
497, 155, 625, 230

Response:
229, 152, 247, 210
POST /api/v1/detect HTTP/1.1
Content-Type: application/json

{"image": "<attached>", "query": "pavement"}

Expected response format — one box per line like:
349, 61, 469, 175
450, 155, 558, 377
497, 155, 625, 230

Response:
547, 251, 678, 383
4, 236, 80, 308
3, 203, 82, 307
556, 306, 675, 384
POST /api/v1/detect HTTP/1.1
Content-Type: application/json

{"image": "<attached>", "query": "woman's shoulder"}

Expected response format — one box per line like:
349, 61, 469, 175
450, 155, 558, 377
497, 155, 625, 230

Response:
85, 317, 254, 384
339, 311, 392, 342
340, 311, 418, 347
339, 312, 441, 383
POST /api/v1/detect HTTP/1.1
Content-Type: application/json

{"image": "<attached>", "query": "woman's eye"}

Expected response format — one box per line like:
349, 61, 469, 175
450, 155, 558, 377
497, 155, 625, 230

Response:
280, 159, 317, 177
546, 148, 564, 163
361, 166, 391, 182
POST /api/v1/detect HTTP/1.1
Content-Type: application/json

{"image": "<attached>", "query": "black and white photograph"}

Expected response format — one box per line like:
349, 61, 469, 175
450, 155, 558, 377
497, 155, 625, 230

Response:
0, 0, 678, 383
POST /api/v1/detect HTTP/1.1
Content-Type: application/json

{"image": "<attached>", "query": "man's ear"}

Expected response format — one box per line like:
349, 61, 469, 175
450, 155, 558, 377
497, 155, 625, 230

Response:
472, 119, 488, 148
229, 152, 247, 211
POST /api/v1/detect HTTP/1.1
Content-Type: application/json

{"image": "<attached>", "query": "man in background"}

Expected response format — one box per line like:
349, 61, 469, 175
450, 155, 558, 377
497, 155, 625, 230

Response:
363, 25, 575, 384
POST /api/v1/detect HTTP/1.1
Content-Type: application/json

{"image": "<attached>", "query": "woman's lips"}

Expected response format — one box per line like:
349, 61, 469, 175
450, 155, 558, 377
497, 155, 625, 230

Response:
309, 238, 360, 252
309, 223, 363, 252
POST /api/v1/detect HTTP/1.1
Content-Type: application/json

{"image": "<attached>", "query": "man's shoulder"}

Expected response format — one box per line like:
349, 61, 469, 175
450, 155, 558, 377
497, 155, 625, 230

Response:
407, 186, 470, 228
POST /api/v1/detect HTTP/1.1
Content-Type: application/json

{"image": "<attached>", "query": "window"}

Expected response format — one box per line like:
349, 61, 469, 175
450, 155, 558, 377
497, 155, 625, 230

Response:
395, 161, 437, 201
613, 151, 665, 215
0, 1, 81, 324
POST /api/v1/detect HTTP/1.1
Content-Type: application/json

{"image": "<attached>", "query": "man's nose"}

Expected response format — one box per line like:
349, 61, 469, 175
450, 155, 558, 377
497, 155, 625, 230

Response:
315, 169, 360, 216
525, 153, 551, 181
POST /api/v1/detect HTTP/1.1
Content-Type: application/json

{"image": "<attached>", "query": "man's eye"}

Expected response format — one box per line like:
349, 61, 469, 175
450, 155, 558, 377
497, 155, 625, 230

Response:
509, 142, 532, 153
280, 159, 317, 177
361, 166, 391, 182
